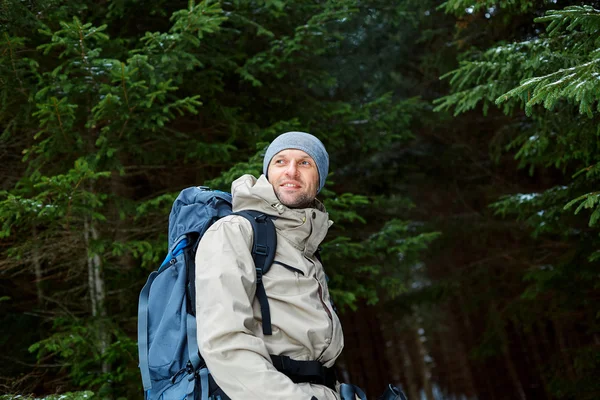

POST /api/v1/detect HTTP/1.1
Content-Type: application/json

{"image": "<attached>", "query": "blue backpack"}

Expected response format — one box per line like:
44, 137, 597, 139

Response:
137, 186, 277, 400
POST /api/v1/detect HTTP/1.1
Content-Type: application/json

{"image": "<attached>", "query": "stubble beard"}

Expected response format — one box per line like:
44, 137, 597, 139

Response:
274, 187, 315, 209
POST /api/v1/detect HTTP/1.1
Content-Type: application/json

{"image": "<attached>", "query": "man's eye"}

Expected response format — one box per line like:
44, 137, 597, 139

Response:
300, 161, 311, 166
275, 159, 285, 164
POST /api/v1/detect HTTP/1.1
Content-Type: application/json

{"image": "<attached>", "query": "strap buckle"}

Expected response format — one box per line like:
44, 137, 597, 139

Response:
254, 244, 268, 256
253, 213, 268, 222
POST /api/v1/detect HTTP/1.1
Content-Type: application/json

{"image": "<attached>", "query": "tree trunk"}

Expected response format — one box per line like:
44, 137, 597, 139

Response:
399, 330, 420, 400
32, 226, 44, 305
501, 337, 527, 400
410, 322, 435, 400
491, 302, 526, 400
455, 292, 477, 397
553, 319, 575, 381
84, 218, 110, 375
523, 325, 550, 399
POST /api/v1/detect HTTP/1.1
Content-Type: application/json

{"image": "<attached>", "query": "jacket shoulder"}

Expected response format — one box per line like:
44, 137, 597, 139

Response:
207, 214, 253, 234
197, 215, 254, 257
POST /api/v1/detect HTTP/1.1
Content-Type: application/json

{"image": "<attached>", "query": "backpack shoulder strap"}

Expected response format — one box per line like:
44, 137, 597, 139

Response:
183, 235, 203, 371
138, 270, 158, 391
185, 233, 201, 317
234, 210, 277, 335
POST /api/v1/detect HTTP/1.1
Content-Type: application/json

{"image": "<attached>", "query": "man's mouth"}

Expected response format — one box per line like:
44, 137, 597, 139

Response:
281, 182, 302, 188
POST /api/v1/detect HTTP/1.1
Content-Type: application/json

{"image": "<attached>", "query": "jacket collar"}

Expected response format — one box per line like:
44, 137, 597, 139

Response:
231, 174, 331, 256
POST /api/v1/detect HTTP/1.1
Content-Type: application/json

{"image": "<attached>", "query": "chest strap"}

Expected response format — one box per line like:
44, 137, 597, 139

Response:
270, 354, 337, 392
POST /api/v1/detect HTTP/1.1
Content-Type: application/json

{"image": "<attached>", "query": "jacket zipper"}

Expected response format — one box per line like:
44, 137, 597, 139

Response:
273, 260, 304, 275
315, 278, 332, 320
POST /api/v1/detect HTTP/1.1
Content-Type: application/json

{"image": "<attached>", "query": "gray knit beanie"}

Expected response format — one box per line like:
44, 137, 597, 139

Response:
263, 131, 329, 193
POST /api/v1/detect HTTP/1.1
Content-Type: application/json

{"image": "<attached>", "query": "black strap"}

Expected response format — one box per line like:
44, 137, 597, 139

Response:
234, 210, 277, 336
185, 233, 201, 317
270, 354, 337, 391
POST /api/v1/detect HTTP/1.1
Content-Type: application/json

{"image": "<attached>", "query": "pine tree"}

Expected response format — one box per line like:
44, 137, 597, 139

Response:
1, 0, 435, 396
435, 3, 600, 398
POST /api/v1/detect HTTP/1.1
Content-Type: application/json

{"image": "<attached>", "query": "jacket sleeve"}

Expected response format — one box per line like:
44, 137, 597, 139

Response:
195, 216, 320, 400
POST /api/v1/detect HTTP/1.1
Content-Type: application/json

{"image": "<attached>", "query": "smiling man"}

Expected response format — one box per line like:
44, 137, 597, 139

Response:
264, 131, 328, 208
195, 132, 345, 400
267, 149, 319, 208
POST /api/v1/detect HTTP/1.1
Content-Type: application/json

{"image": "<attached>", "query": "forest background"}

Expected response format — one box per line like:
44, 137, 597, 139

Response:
1, 0, 599, 399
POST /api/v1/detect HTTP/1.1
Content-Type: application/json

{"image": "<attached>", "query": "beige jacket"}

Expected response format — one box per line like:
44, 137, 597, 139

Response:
195, 174, 344, 400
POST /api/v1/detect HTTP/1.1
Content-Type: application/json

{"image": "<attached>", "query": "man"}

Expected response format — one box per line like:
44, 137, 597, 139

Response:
195, 131, 344, 400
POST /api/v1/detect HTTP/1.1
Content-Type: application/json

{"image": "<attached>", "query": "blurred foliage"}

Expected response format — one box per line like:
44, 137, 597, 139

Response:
436, 1, 600, 398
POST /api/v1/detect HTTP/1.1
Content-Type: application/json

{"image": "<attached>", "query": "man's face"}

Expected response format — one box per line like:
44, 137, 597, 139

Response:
267, 149, 319, 208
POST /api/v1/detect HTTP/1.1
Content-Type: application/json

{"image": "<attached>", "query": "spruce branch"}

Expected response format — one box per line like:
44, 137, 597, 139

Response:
496, 58, 600, 117
51, 97, 68, 143
3, 33, 24, 91
537, 5, 600, 37
120, 62, 131, 111
438, 0, 536, 16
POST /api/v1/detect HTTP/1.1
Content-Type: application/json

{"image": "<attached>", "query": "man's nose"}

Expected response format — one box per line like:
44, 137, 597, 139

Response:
285, 162, 298, 176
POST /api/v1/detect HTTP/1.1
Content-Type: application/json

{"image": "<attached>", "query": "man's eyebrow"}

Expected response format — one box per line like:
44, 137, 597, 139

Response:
273, 153, 311, 159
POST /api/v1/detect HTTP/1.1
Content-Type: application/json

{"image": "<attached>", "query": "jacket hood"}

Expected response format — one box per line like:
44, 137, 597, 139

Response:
231, 174, 331, 256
